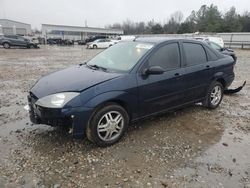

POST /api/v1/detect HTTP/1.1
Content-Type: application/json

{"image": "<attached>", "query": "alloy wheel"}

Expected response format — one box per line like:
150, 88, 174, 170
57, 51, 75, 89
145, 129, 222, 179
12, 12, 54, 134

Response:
210, 85, 222, 106
97, 111, 124, 141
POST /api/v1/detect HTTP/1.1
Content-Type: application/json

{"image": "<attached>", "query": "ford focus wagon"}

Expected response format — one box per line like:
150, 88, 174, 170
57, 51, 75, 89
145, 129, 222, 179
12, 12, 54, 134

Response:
28, 38, 235, 146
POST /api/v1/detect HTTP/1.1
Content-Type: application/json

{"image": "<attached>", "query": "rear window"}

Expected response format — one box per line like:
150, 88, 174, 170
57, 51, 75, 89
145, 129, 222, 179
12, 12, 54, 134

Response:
183, 43, 207, 66
204, 46, 218, 61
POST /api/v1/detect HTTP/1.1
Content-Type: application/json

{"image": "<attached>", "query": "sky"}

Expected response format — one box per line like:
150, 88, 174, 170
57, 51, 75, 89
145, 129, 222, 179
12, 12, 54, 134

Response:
0, 0, 250, 29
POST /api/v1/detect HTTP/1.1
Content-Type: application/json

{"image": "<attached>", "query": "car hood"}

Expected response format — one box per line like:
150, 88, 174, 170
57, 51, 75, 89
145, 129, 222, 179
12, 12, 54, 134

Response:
31, 65, 122, 98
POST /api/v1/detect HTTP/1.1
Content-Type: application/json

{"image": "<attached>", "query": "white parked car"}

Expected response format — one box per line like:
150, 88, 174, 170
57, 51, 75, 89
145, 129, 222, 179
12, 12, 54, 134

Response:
86, 39, 118, 49
194, 36, 224, 47
117, 35, 136, 41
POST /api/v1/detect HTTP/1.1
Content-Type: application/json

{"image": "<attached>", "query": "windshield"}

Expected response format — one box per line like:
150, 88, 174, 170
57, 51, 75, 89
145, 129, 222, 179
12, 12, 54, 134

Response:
87, 42, 154, 72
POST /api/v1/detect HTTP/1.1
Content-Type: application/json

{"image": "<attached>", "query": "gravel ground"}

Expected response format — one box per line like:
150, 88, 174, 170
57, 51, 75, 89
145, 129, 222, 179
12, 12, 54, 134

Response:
0, 45, 249, 188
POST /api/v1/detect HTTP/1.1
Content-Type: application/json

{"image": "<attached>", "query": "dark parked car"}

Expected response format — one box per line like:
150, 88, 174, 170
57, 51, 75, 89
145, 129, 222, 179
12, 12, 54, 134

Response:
85, 35, 107, 43
27, 38, 235, 146
0, 35, 39, 49
207, 41, 237, 63
47, 38, 59, 45
77, 36, 108, 45
77, 40, 86, 45
47, 38, 74, 45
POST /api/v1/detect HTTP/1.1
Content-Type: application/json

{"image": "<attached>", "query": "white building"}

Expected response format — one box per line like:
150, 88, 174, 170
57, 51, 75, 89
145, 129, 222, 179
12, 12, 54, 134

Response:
42, 24, 124, 40
0, 19, 32, 35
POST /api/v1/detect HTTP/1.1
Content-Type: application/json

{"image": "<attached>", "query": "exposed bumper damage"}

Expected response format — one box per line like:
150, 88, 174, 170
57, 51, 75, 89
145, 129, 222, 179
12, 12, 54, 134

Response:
224, 81, 246, 94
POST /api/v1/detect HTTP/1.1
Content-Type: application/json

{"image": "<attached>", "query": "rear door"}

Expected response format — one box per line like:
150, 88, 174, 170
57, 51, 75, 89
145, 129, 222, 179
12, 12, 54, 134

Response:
181, 42, 211, 101
16, 36, 27, 46
137, 42, 187, 116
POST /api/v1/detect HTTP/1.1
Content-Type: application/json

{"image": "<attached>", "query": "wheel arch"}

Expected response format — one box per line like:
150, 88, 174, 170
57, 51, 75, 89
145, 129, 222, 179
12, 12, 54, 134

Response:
212, 72, 226, 88
84, 91, 137, 121
216, 78, 226, 88
3, 41, 10, 46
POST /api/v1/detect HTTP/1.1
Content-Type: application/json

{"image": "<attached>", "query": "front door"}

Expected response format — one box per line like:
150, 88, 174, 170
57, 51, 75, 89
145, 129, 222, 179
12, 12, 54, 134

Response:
137, 42, 187, 117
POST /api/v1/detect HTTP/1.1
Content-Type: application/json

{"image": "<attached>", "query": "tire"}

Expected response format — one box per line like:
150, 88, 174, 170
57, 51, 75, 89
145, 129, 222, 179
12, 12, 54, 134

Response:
29, 44, 35, 49
86, 103, 129, 147
3, 42, 10, 49
93, 45, 97, 49
203, 81, 224, 109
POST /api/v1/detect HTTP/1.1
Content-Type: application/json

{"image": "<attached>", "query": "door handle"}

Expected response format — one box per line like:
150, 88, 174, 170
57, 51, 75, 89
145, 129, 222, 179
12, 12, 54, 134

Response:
206, 65, 210, 69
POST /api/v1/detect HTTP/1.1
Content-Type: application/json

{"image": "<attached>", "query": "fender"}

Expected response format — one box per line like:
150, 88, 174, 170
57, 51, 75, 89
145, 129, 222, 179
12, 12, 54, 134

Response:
83, 90, 139, 118
212, 72, 224, 80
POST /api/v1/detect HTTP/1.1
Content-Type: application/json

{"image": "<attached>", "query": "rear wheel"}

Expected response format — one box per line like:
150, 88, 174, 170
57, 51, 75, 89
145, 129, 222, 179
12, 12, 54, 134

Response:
86, 103, 129, 147
3, 42, 10, 49
203, 81, 224, 109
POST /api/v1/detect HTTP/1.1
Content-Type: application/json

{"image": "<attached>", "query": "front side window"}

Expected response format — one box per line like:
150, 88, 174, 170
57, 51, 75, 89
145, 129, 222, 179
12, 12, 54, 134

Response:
148, 43, 180, 71
87, 42, 154, 72
183, 43, 207, 66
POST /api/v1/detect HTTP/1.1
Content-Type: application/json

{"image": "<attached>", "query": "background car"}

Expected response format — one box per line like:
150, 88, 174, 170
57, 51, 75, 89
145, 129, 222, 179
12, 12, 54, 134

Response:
86, 39, 118, 49
77, 40, 86, 45
116, 35, 136, 41
23, 36, 39, 45
207, 41, 237, 62
194, 36, 224, 48
47, 38, 74, 45
47, 38, 59, 45
0, 35, 39, 49
85, 35, 107, 43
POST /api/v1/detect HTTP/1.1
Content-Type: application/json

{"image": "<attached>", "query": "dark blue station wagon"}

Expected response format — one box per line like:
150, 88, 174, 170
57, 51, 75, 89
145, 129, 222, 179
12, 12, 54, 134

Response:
28, 38, 235, 146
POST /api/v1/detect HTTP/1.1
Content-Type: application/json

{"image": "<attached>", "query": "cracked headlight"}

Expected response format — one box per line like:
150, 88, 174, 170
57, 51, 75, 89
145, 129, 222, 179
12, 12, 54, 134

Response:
35, 92, 80, 108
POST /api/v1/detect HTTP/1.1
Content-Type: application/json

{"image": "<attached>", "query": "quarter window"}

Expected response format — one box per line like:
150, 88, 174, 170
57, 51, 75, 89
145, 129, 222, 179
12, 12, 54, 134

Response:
148, 43, 180, 71
183, 43, 207, 66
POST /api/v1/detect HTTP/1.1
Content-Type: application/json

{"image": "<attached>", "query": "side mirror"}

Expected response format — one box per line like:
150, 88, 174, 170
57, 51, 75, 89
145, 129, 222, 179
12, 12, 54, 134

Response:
142, 66, 164, 76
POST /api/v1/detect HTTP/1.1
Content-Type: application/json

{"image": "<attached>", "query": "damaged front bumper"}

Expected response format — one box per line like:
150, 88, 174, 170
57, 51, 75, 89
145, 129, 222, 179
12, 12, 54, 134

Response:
26, 93, 93, 138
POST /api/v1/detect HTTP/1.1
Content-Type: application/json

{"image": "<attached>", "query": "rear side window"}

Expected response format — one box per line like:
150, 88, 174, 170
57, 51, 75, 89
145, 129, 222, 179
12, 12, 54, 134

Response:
183, 43, 207, 66
148, 43, 180, 71
204, 46, 218, 61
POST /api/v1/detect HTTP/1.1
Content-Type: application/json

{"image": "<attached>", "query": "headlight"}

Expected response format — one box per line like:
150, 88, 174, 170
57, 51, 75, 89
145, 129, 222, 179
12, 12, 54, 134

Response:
35, 92, 80, 108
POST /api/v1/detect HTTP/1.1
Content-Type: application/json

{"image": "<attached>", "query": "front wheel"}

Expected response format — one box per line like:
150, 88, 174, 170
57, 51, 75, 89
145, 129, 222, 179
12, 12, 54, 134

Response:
29, 44, 35, 49
203, 81, 224, 109
3, 43, 10, 49
86, 103, 129, 147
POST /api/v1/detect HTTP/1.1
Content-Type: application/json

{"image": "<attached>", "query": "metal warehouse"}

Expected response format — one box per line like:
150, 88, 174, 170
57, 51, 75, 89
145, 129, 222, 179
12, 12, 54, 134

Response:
0, 19, 32, 35
42, 24, 124, 41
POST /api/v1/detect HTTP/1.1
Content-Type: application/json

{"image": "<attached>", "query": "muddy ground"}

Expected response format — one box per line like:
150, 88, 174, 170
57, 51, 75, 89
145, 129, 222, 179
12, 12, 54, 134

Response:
0, 46, 249, 188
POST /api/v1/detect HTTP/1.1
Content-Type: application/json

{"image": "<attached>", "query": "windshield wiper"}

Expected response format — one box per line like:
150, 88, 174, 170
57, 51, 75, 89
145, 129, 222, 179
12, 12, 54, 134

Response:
86, 64, 107, 72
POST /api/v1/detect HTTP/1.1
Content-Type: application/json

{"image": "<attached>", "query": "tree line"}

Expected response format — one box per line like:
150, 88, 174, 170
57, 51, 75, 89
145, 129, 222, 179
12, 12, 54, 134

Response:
106, 4, 250, 35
